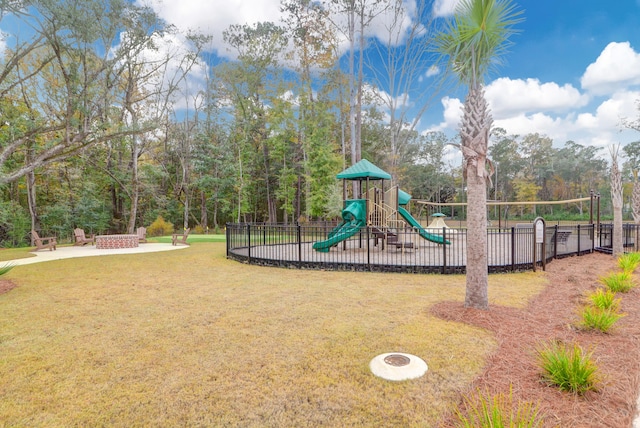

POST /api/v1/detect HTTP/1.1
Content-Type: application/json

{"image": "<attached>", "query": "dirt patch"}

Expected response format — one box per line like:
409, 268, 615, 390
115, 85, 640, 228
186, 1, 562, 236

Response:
433, 252, 640, 427
0, 279, 17, 295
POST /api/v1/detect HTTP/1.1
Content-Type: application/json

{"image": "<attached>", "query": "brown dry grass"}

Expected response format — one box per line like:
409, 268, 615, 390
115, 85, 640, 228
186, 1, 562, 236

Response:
0, 243, 546, 427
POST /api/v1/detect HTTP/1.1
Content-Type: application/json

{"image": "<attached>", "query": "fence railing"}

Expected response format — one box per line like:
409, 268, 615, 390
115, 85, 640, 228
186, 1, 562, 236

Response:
226, 223, 597, 274
596, 223, 640, 253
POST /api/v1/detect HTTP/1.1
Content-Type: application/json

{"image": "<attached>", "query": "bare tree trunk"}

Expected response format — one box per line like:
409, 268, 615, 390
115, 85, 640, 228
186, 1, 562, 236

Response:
26, 170, 39, 241
200, 190, 208, 230
127, 134, 140, 234
633, 171, 640, 224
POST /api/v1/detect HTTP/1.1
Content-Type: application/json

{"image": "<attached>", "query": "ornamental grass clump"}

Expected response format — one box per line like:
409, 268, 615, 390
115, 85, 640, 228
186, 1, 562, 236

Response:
536, 341, 600, 395
618, 252, 640, 273
453, 386, 543, 428
587, 288, 620, 311
599, 271, 636, 293
578, 305, 624, 333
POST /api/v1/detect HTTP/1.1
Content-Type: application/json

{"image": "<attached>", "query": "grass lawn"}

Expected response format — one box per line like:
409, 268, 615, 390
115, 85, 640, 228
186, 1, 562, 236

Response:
0, 242, 546, 426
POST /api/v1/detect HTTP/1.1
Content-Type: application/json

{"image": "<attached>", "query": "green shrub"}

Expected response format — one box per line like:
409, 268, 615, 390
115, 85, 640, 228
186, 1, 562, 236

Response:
578, 305, 624, 333
599, 272, 636, 293
618, 252, 640, 273
0, 200, 30, 247
536, 341, 599, 395
454, 387, 543, 428
587, 288, 620, 311
147, 216, 174, 237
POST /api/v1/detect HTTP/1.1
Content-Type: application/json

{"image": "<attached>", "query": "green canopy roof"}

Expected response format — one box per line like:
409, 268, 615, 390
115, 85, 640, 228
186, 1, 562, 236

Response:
398, 189, 412, 205
336, 159, 392, 180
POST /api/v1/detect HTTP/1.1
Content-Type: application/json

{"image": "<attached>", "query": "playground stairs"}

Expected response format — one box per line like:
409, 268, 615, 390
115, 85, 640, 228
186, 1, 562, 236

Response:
369, 227, 414, 251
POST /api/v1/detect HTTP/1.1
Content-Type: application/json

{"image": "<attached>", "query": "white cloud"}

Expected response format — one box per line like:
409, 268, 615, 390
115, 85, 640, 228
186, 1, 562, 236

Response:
427, 96, 463, 132
432, 0, 460, 17
485, 77, 589, 117
431, 86, 640, 150
581, 42, 640, 95
426, 65, 440, 78
140, 0, 428, 60
137, 0, 283, 55
114, 30, 209, 113
576, 90, 639, 131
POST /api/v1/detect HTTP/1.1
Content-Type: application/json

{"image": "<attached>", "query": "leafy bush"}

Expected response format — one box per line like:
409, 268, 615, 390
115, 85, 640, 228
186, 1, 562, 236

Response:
192, 225, 205, 234
0, 200, 30, 247
454, 387, 543, 428
578, 306, 624, 333
536, 341, 600, 395
618, 252, 640, 273
40, 203, 72, 240
599, 272, 636, 293
587, 288, 620, 311
147, 216, 174, 237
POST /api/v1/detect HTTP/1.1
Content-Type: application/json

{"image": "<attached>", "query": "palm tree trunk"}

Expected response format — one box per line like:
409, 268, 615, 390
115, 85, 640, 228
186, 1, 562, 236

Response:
465, 168, 488, 308
610, 145, 623, 257
461, 86, 491, 310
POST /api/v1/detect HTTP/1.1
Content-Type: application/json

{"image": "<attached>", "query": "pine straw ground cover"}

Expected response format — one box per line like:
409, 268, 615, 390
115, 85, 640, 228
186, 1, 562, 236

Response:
0, 244, 637, 426
433, 251, 640, 427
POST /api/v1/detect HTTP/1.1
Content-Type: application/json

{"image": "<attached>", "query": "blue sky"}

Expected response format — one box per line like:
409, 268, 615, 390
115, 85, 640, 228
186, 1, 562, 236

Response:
137, 0, 640, 155
4, 0, 640, 156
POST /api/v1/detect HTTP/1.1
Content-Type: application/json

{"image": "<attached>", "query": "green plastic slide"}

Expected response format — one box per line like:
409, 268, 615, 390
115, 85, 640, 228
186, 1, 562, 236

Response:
397, 206, 450, 245
313, 200, 366, 252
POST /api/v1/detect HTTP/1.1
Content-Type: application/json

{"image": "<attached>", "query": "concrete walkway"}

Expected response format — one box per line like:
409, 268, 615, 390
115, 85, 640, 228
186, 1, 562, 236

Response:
3, 242, 188, 266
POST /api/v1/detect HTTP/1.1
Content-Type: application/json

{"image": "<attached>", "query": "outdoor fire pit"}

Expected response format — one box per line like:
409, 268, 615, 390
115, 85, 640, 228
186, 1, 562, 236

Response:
95, 234, 139, 250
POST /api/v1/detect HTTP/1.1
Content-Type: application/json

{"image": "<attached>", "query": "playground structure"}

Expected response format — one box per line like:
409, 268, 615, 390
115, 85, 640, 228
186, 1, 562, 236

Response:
312, 160, 448, 253
226, 163, 617, 274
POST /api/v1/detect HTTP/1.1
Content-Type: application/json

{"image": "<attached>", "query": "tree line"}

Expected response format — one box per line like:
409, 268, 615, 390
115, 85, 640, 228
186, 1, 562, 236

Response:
0, 0, 636, 247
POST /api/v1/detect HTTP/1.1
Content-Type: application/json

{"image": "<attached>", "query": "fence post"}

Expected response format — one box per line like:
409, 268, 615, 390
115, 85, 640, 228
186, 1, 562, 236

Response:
577, 224, 581, 256
247, 224, 251, 264
297, 224, 302, 267
366, 226, 371, 269
442, 227, 447, 274
511, 227, 515, 272
226, 223, 230, 257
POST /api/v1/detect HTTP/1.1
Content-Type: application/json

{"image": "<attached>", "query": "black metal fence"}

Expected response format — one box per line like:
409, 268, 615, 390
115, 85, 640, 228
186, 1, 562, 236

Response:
596, 223, 640, 253
226, 222, 598, 274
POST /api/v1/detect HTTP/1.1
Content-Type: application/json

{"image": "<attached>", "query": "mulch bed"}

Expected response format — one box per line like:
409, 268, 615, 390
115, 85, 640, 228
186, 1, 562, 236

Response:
432, 252, 640, 427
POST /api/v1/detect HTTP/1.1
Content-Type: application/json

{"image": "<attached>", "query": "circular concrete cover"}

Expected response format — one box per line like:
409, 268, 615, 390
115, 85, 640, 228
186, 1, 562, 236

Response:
369, 353, 428, 381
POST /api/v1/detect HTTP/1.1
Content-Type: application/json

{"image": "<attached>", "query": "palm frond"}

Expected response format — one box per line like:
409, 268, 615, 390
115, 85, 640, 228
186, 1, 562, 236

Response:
433, 0, 524, 87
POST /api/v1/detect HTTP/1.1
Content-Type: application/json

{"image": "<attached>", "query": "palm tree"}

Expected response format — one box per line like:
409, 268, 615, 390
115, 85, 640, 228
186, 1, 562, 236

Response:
434, 0, 523, 309
610, 145, 624, 257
